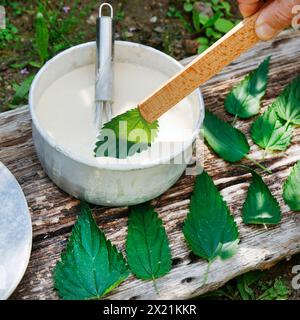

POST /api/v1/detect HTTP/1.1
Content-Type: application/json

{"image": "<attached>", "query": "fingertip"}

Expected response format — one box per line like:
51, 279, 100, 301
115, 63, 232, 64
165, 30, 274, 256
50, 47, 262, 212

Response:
255, 0, 295, 40
239, 4, 258, 17
238, 1, 264, 17
255, 23, 279, 41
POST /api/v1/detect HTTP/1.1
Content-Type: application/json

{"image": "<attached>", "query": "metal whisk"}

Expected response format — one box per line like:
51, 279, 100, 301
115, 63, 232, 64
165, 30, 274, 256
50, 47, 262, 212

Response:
95, 3, 114, 129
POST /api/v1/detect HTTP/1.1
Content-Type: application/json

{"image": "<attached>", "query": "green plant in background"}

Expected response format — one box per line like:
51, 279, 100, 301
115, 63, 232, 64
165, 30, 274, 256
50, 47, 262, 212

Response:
202, 272, 291, 300
2, 0, 100, 111
7, 8, 50, 108
11, 75, 35, 107
0, 20, 19, 49
0, 1, 23, 49
171, 0, 239, 53
116, 6, 125, 21
258, 278, 291, 300
10, 1, 24, 16
167, 5, 194, 33
37, 0, 84, 55
35, 12, 49, 65
236, 272, 262, 300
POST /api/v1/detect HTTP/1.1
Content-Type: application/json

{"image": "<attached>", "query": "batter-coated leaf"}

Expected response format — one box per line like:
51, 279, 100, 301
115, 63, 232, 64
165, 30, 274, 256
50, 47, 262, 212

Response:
283, 161, 300, 211
243, 171, 281, 225
225, 57, 270, 118
183, 171, 239, 262
126, 203, 172, 280
251, 106, 293, 151
203, 110, 250, 162
274, 76, 300, 125
54, 203, 129, 300
94, 108, 159, 159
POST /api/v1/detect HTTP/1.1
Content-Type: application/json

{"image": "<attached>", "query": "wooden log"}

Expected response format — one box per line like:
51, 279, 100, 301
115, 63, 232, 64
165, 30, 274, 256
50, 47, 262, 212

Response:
0, 30, 299, 300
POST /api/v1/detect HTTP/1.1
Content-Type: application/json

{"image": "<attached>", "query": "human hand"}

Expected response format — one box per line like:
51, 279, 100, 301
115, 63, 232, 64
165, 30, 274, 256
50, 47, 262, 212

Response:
238, 0, 300, 40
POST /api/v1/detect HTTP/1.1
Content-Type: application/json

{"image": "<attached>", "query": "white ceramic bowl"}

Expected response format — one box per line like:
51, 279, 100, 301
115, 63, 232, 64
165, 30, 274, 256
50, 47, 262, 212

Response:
29, 41, 204, 206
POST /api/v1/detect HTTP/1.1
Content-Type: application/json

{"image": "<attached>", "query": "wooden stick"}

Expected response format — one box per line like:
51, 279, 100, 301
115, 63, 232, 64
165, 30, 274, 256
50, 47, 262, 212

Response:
139, 12, 260, 123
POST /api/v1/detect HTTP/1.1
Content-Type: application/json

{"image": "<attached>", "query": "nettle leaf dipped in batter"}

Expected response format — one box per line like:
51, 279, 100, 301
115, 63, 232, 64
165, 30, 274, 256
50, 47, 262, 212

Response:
94, 108, 159, 159
225, 57, 270, 119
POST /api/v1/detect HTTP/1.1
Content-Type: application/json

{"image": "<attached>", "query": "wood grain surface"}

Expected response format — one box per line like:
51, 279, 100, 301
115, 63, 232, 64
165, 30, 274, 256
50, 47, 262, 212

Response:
0, 30, 299, 300
139, 12, 260, 123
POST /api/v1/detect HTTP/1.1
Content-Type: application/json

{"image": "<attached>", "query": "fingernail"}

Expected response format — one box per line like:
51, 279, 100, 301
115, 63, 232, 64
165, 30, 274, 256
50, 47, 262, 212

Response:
256, 23, 278, 41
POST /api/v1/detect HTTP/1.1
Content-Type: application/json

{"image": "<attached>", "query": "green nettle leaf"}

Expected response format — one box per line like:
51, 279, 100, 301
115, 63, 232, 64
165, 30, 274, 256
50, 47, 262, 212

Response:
183, 171, 239, 262
225, 57, 270, 119
198, 44, 209, 54
198, 37, 209, 45
236, 272, 262, 300
126, 204, 172, 283
251, 106, 294, 151
36, 12, 49, 64
94, 108, 159, 159
206, 27, 222, 40
12, 75, 35, 105
274, 76, 300, 125
243, 170, 281, 225
214, 18, 235, 33
203, 110, 250, 162
184, 2, 193, 12
220, 1, 232, 15
283, 161, 300, 211
258, 279, 290, 300
54, 203, 129, 300
204, 12, 222, 28
198, 13, 209, 27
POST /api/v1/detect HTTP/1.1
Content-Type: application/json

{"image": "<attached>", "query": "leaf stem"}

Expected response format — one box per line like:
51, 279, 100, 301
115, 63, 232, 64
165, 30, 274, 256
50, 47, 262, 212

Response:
262, 150, 268, 161
232, 114, 238, 127
285, 120, 291, 128
152, 276, 159, 295
245, 155, 272, 174
203, 260, 213, 285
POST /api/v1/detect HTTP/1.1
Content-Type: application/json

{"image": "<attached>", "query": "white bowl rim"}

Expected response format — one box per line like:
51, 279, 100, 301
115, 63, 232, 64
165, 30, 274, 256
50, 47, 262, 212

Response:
29, 41, 205, 171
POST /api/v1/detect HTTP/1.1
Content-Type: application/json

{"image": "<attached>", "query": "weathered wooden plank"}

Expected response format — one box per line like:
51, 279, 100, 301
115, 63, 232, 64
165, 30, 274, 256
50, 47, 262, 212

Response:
0, 30, 299, 300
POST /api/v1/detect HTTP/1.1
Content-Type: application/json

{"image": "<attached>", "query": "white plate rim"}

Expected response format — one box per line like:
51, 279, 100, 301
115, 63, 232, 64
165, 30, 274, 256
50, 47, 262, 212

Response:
0, 162, 32, 300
